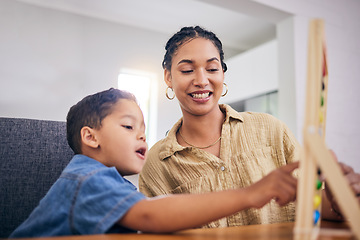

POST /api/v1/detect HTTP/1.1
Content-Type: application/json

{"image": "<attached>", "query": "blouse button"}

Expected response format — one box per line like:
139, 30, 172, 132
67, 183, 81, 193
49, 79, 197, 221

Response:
220, 166, 225, 171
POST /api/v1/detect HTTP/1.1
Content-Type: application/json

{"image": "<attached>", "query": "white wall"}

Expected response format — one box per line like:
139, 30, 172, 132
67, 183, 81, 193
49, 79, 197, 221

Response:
0, 0, 166, 123
256, 0, 360, 170
220, 40, 278, 104
276, 18, 298, 138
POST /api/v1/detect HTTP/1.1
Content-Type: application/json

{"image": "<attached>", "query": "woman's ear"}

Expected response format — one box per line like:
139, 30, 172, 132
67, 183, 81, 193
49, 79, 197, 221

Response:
164, 69, 172, 88
80, 126, 99, 149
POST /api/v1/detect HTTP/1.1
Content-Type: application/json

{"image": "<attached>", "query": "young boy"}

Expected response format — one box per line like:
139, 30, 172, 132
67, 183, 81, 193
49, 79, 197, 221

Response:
10, 88, 298, 237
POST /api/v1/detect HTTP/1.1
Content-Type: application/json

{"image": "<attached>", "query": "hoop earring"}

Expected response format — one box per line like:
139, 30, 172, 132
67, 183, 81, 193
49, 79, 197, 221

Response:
222, 82, 228, 97
166, 87, 175, 100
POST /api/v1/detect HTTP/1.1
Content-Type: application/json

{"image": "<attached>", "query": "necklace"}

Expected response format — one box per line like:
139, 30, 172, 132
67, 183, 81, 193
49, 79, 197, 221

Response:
178, 129, 221, 149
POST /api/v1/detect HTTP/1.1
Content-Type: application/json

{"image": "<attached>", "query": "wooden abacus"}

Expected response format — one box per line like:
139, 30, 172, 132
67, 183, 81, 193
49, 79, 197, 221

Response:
294, 19, 360, 240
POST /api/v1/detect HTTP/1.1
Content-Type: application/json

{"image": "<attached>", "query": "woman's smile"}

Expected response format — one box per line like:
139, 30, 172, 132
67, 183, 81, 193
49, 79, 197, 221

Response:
189, 90, 212, 103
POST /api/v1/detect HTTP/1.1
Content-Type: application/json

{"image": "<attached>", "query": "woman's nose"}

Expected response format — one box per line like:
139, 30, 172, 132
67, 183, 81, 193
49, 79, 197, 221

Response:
193, 69, 209, 87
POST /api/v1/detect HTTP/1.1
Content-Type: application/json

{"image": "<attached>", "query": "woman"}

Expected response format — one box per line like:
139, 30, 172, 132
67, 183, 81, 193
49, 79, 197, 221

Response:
139, 26, 359, 228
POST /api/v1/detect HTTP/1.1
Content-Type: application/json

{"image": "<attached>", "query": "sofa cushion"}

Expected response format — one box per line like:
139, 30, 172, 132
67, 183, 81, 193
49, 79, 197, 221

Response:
0, 117, 74, 238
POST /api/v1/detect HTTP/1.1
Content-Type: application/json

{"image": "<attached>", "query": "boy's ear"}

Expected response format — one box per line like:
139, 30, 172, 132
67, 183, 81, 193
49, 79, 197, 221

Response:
80, 126, 99, 149
164, 69, 172, 88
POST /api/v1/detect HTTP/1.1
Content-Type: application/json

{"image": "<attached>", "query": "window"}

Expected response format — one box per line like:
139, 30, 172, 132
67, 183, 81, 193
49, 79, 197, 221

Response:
118, 70, 158, 147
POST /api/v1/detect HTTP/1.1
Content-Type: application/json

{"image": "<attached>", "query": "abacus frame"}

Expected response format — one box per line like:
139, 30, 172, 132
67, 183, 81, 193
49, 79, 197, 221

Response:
294, 19, 360, 240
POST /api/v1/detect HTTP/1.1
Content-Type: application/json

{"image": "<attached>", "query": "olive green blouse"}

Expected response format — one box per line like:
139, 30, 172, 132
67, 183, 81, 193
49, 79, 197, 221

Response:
139, 104, 300, 228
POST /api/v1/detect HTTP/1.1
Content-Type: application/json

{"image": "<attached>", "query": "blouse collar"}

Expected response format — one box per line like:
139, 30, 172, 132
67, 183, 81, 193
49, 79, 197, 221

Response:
158, 104, 243, 160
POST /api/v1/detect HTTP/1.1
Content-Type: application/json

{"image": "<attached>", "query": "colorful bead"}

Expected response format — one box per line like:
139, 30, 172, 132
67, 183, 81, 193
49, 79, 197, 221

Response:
316, 179, 322, 190
321, 95, 324, 106
313, 210, 321, 225
314, 195, 321, 209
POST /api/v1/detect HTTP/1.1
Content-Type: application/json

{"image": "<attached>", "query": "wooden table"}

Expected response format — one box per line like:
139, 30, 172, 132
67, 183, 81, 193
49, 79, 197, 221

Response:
14, 221, 355, 240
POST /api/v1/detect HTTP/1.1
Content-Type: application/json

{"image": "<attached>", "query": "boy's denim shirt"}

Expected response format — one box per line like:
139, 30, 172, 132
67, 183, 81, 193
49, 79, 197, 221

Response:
10, 154, 146, 238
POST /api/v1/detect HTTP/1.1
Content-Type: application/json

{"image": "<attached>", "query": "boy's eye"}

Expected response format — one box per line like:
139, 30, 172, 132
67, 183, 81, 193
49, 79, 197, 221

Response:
122, 125, 133, 130
208, 68, 219, 72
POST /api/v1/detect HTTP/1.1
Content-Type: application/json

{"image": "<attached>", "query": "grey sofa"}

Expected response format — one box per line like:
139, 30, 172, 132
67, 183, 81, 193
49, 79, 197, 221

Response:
0, 117, 74, 238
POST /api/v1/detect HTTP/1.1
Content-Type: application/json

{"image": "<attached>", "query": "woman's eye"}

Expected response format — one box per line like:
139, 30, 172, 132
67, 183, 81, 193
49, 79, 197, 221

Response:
122, 125, 133, 130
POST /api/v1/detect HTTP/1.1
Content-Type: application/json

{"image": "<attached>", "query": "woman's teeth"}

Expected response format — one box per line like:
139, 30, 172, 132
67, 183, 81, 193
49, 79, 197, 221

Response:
191, 92, 210, 99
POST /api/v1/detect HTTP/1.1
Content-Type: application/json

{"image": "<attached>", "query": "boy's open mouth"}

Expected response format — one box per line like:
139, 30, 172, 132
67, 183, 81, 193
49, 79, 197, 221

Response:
136, 147, 146, 157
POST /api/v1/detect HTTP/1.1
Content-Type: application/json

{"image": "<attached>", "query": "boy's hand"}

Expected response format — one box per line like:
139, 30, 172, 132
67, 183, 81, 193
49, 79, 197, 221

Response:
246, 162, 299, 208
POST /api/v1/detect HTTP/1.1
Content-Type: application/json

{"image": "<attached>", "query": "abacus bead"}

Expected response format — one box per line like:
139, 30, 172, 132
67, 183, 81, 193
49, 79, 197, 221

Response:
314, 195, 321, 209
313, 210, 321, 225
316, 179, 322, 189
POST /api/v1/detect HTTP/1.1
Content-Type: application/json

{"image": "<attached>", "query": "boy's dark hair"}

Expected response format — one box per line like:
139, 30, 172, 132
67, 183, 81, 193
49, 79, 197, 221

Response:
66, 88, 137, 154
162, 26, 227, 73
